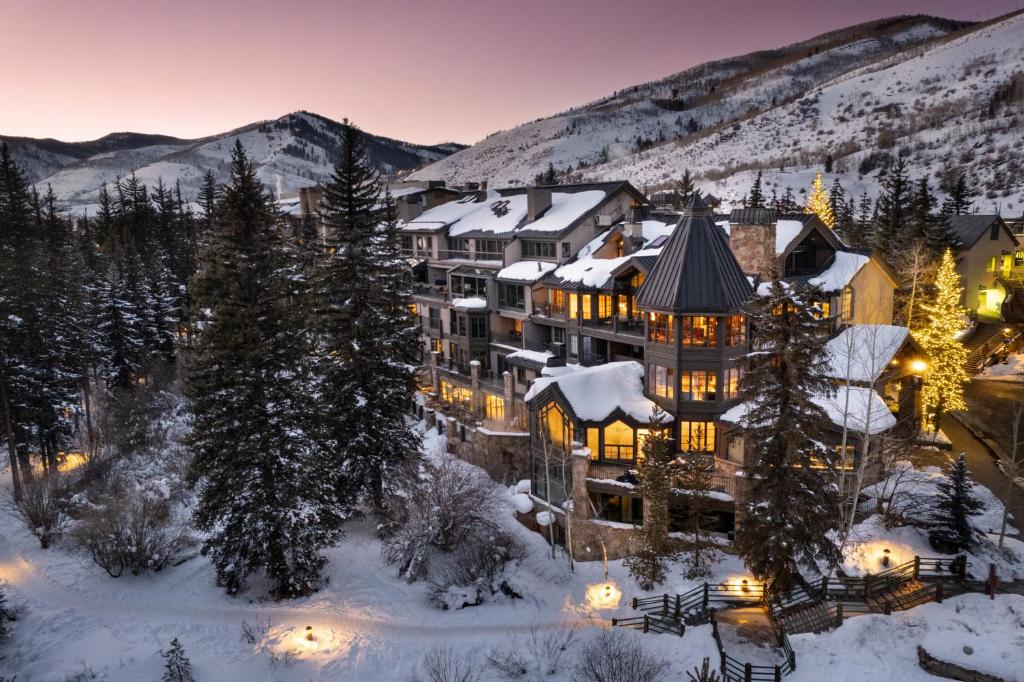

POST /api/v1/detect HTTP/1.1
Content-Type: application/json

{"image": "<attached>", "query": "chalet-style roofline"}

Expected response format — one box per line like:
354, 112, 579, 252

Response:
947, 214, 1019, 250
512, 181, 647, 240
636, 194, 753, 314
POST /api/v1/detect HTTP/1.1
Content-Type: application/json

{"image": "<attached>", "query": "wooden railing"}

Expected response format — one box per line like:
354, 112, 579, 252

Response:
610, 614, 685, 637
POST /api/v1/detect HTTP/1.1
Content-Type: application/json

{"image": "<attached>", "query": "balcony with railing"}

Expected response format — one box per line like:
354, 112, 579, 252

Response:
586, 459, 739, 500
412, 283, 449, 300
437, 249, 504, 263
583, 315, 644, 337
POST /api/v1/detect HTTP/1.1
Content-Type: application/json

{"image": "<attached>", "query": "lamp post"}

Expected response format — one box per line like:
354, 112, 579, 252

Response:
882, 548, 891, 568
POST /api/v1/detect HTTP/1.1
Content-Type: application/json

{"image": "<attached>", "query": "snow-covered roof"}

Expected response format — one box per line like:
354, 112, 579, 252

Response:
825, 324, 910, 383
774, 219, 805, 255
521, 190, 606, 233
497, 260, 557, 284
401, 195, 484, 231
524, 361, 668, 423
448, 191, 528, 237
506, 349, 554, 366
721, 384, 895, 435
550, 248, 661, 288
809, 251, 870, 292
452, 297, 488, 310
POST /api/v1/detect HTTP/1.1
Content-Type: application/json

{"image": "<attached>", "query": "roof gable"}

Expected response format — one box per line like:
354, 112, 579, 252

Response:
948, 215, 1018, 250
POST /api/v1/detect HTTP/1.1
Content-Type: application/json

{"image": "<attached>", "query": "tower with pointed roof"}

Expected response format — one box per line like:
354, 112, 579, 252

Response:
636, 194, 753, 454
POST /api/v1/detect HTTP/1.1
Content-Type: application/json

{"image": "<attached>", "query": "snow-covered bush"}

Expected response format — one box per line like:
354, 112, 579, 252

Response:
11, 477, 67, 549
486, 647, 528, 678
428, 530, 526, 609
71, 491, 192, 577
410, 645, 483, 682
571, 630, 669, 682
525, 623, 578, 676
384, 455, 506, 579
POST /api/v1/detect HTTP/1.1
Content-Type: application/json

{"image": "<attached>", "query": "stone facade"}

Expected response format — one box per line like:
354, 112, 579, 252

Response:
444, 422, 531, 486
729, 223, 776, 279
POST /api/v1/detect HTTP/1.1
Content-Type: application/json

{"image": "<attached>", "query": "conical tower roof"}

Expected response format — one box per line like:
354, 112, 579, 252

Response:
636, 194, 752, 313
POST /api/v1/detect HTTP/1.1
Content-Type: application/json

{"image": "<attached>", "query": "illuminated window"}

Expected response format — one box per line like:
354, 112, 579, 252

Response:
617, 295, 631, 317
586, 427, 600, 460
680, 370, 717, 401
987, 257, 997, 273
603, 420, 635, 460
680, 316, 718, 346
431, 337, 443, 354
485, 393, 505, 421
650, 364, 674, 399
569, 293, 579, 320
580, 294, 593, 321
724, 315, 746, 346
1015, 250, 1024, 267
723, 367, 743, 400
816, 300, 831, 319
636, 429, 651, 459
551, 289, 565, 315
679, 421, 716, 452
597, 294, 613, 319
542, 402, 573, 451
841, 287, 855, 320
630, 271, 645, 289
408, 303, 418, 316
648, 313, 674, 344
440, 380, 472, 408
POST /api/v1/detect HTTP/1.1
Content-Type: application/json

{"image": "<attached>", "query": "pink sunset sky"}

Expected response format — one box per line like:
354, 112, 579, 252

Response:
1, 0, 1020, 145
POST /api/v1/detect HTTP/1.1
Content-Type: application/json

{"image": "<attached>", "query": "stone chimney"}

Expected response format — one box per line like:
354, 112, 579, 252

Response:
527, 186, 552, 222
726, 208, 778, 280
622, 205, 648, 254
398, 199, 424, 222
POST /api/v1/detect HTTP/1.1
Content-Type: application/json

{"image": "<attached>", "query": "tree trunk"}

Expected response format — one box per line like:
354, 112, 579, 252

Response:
1, 380, 24, 502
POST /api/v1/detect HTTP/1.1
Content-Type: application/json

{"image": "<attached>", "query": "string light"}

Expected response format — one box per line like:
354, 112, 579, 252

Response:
804, 170, 835, 228
915, 248, 968, 424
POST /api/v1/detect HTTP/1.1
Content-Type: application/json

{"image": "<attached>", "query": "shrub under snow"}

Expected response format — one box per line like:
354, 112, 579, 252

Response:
384, 454, 525, 608
11, 477, 67, 549
572, 630, 670, 682
71, 491, 192, 577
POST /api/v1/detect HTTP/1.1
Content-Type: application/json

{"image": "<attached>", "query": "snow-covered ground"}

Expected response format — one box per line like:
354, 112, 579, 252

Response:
2, 429, 1022, 680
980, 353, 1024, 381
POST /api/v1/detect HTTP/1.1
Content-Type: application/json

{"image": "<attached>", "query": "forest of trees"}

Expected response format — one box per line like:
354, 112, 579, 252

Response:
0, 121, 420, 598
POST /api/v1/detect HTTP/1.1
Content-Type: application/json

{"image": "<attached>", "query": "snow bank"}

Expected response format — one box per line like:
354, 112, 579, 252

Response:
980, 353, 1024, 381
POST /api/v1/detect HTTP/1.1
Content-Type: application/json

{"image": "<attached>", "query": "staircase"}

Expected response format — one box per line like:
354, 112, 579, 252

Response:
964, 321, 1004, 374
776, 599, 834, 634
998, 278, 1024, 323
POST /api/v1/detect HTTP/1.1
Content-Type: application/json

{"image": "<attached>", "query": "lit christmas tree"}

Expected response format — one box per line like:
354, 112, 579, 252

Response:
804, 170, 835, 228
915, 248, 968, 431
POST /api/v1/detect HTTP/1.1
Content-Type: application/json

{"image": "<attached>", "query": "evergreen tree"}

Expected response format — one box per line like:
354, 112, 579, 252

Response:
941, 174, 977, 216
916, 249, 968, 433
187, 141, 345, 597
775, 186, 798, 213
873, 155, 912, 260
535, 162, 557, 185
0, 585, 8, 645
675, 169, 695, 206
747, 171, 765, 208
677, 447, 716, 578
311, 121, 421, 511
824, 152, 833, 173
624, 409, 676, 590
196, 170, 220, 234
928, 454, 984, 552
804, 171, 835, 228
161, 638, 194, 682
734, 275, 841, 591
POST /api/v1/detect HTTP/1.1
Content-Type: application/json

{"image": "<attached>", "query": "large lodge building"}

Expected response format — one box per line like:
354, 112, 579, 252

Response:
286, 178, 1019, 560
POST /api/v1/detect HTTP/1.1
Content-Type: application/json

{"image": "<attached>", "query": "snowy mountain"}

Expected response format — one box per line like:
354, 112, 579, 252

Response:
410, 12, 1024, 213
2, 112, 465, 211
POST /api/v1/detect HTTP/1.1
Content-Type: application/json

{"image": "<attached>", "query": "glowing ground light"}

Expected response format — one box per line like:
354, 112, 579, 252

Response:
724, 576, 762, 595
586, 581, 622, 609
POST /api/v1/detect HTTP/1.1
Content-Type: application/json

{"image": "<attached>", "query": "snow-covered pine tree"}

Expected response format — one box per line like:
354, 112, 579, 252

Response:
675, 169, 695, 206
928, 453, 984, 552
624, 408, 676, 590
196, 170, 220, 235
187, 141, 345, 598
310, 121, 420, 511
747, 171, 765, 208
733, 275, 842, 591
161, 638, 194, 682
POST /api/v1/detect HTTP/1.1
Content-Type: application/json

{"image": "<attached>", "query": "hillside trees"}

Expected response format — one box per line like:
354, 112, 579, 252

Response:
187, 141, 346, 597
